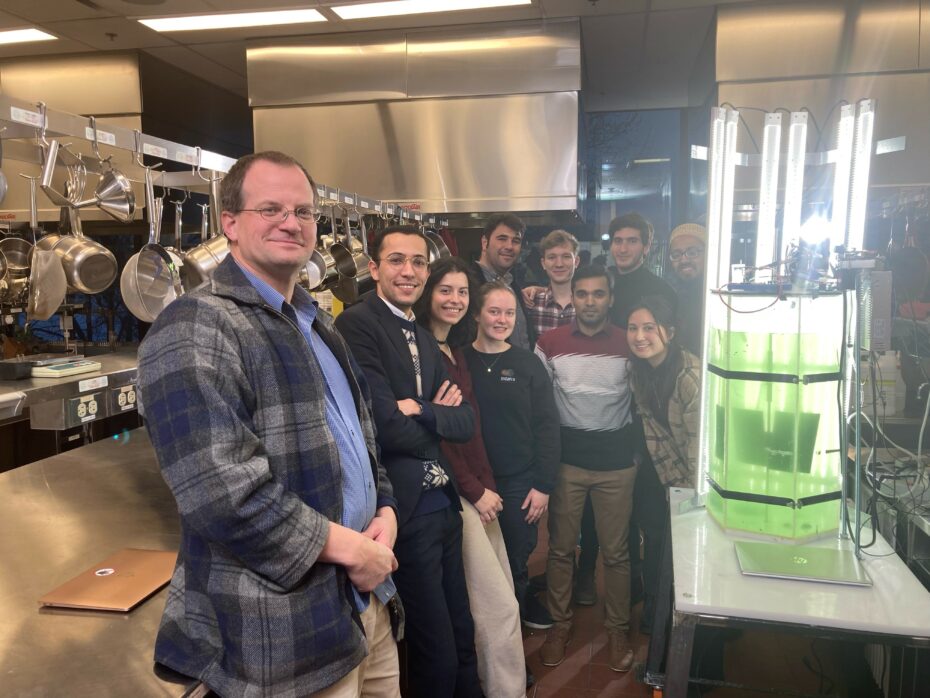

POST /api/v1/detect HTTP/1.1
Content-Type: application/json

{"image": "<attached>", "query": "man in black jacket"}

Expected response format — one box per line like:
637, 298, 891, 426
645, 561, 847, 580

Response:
335, 225, 481, 698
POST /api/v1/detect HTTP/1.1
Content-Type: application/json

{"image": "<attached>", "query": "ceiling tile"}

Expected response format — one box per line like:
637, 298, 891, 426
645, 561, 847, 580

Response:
42, 16, 176, 50
0, 0, 108, 23
185, 41, 247, 76
0, 37, 92, 59
143, 45, 247, 95
94, 0, 215, 16
540, 0, 649, 16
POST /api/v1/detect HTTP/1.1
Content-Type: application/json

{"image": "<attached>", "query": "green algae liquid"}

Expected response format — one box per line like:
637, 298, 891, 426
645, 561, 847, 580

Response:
705, 293, 844, 541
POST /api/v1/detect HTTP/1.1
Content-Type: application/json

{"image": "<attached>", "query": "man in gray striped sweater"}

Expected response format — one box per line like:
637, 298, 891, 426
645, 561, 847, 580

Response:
533, 265, 643, 674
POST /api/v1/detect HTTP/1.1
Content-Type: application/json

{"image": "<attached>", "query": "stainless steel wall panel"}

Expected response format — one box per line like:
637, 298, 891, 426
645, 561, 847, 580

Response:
921, 0, 930, 70
717, 1, 919, 83
0, 53, 142, 115
718, 72, 930, 190
253, 92, 578, 214
406, 20, 580, 99
247, 34, 407, 107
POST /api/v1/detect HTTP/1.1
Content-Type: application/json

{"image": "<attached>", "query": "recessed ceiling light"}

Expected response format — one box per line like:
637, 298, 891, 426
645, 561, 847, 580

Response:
139, 9, 326, 32
0, 28, 57, 45
332, 0, 532, 21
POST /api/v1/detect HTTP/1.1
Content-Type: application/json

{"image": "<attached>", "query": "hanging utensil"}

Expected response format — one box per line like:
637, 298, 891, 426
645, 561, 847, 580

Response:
26, 248, 67, 321
40, 172, 118, 295
76, 116, 136, 223
332, 206, 375, 304
162, 186, 186, 289
120, 165, 182, 322
179, 202, 229, 290
0, 236, 33, 280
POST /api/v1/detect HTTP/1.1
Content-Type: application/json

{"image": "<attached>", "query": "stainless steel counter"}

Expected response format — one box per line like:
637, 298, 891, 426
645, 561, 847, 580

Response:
0, 348, 138, 420
0, 428, 189, 697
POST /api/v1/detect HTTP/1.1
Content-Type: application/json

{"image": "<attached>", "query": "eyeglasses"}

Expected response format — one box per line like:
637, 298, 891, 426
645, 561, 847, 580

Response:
379, 254, 429, 270
240, 205, 321, 224
669, 246, 704, 261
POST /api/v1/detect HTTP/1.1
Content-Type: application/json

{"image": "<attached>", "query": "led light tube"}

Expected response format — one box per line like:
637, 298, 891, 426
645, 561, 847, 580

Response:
139, 9, 326, 32
782, 111, 808, 248
0, 28, 56, 45
847, 99, 875, 250
755, 113, 782, 270
831, 104, 855, 248
719, 109, 740, 287
697, 106, 737, 497
332, 0, 531, 20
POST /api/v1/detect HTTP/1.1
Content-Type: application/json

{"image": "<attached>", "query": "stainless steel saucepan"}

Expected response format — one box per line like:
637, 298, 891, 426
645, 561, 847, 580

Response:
180, 202, 229, 290
120, 168, 182, 322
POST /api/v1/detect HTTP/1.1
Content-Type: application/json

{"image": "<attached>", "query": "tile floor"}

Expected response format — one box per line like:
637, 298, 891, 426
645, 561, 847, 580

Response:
520, 515, 866, 698
522, 519, 652, 698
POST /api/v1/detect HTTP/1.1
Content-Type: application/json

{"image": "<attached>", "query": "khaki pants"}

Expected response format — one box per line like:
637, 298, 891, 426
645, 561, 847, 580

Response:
546, 463, 638, 633
312, 597, 401, 698
459, 496, 527, 698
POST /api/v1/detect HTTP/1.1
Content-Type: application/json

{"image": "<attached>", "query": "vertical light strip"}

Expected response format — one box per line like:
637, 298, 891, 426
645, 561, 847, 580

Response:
697, 106, 737, 497
704, 108, 727, 293
782, 111, 809, 248
831, 104, 855, 248
846, 99, 875, 250
755, 113, 782, 270
719, 109, 740, 288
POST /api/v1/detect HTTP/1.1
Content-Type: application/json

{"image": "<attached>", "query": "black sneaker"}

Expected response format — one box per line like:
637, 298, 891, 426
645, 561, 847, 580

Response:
522, 593, 554, 629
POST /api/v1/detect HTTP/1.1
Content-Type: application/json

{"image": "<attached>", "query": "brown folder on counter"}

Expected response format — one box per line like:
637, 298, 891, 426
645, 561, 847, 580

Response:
39, 548, 177, 612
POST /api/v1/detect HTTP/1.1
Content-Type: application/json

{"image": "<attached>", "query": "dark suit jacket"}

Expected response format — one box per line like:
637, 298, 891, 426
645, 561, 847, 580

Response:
335, 292, 475, 526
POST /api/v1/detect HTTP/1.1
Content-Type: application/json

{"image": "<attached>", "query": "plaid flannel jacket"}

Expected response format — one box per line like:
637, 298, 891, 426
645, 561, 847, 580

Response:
138, 256, 395, 697
634, 350, 702, 488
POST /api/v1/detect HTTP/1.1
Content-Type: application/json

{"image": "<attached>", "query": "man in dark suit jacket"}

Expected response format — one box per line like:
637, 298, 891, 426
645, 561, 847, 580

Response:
335, 225, 482, 698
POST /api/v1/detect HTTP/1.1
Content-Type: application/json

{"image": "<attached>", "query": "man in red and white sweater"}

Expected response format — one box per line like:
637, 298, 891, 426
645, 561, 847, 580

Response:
533, 265, 644, 674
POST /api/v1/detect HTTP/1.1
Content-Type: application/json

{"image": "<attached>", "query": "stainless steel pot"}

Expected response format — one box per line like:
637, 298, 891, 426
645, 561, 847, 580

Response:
425, 230, 451, 263
48, 208, 118, 294
298, 249, 327, 292
121, 172, 182, 322
0, 237, 33, 279
331, 208, 375, 304
180, 234, 228, 290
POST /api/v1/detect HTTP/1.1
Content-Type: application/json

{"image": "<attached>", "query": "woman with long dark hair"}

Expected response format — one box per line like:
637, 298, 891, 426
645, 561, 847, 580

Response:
626, 295, 700, 633
413, 258, 526, 697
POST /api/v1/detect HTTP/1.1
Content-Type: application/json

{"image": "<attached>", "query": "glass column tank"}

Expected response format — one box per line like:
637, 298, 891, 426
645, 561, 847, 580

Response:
705, 290, 844, 542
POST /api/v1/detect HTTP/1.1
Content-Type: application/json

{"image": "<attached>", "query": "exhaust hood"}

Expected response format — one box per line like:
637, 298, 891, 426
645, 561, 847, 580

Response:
248, 19, 582, 217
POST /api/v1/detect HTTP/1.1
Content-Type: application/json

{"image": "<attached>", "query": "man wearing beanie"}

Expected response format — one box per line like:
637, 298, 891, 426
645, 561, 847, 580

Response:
666, 223, 707, 356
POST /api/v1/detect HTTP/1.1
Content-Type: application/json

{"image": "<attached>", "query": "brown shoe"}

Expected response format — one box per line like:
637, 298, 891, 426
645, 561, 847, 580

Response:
608, 631, 634, 672
540, 622, 572, 667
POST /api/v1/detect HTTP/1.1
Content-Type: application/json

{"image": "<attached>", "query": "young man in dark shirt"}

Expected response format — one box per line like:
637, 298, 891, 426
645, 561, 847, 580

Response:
607, 212, 678, 328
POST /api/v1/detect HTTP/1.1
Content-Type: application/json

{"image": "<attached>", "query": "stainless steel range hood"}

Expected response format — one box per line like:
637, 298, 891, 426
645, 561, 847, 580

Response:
248, 19, 581, 216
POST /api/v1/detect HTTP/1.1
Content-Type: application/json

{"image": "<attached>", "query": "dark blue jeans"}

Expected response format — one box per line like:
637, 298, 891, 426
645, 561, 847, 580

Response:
392, 505, 481, 698
494, 475, 539, 617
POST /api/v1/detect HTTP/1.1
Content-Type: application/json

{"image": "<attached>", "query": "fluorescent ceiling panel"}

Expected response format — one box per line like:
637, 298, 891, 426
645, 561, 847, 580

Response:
139, 9, 326, 32
332, 0, 531, 20
0, 28, 57, 45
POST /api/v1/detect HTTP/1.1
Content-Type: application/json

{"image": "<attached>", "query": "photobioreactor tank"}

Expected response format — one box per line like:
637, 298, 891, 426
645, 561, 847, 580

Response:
705, 290, 844, 542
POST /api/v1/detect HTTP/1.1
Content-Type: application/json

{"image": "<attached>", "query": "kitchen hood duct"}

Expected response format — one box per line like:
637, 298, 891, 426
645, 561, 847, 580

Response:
248, 19, 581, 216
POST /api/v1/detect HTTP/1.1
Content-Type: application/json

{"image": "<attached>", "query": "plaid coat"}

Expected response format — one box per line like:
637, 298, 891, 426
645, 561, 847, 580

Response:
138, 256, 395, 697
634, 350, 701, 488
